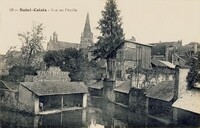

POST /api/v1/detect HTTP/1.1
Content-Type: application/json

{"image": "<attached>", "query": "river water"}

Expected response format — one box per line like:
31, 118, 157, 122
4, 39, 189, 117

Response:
0, 97, 198, 128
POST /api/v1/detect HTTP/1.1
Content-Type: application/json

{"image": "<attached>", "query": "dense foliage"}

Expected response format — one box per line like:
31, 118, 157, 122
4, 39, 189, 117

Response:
44, 48, 102, 84
93, 0, 124, 59
18, 23, 45, 67
2, 66, 36, 82
186, 57, 199, 89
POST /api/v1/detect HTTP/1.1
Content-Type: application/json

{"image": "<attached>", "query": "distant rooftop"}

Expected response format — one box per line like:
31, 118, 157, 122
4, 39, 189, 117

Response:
152, 59, 175, 69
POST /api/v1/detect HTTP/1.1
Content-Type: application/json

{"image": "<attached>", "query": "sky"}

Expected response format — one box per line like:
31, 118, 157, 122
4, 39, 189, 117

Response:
0, 0, 200, 54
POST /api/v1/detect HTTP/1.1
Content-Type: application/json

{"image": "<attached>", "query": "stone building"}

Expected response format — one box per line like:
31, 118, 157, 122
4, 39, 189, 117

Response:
80, 13, 93, 55
150, 40, 199, 66
91, 40, 152, 104
19, 81, 87, 115
172, 65, 200, 126
19, 66, 88, 115
46, 32, 80, 51
46, 13, 93, 54
150, 40, 182, 61
106, 39, 152, 81
145, 81, 175, 124
25, 66, 71, 82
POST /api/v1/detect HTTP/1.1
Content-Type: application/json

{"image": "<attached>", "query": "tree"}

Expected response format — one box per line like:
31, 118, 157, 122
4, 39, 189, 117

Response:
44, 48, 101, 84
186, 57, 199, 89
3, 23, 45, 82
93, 0, 124, 59
18, 23, 45, 67
5, 46, 23, 68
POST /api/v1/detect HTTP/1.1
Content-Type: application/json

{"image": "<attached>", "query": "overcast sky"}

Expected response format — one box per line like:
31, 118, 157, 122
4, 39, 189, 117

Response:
0, 0, 200, 54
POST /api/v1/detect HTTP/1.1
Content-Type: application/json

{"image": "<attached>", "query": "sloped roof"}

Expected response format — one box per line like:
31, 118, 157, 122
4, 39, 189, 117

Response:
0, 80, 19, 92
47, 41, 80, 51
173, 89, 200, 114
88, 80, 103, 89
114, 81, 131, 94
152, 59, 175, 69
57, 41, 79, 49
20, 81, 87, 96
145, 81, 175, 101
95, 39, 151, 60
124, 40, 152, 47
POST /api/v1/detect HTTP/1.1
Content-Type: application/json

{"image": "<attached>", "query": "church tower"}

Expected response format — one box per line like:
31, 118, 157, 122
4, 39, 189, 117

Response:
80, 13, 93, 49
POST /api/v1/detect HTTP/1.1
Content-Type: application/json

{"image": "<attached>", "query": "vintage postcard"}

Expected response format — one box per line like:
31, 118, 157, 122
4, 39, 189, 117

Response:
0, 0, 199, 127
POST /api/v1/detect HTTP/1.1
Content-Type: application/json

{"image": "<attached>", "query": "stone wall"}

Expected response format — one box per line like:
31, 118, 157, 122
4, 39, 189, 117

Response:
18, 85, 35, 113
25, 66, 71, 82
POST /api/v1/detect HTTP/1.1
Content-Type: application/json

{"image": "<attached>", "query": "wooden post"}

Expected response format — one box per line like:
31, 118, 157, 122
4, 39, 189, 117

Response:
82, 93, 87, 108
61, 95, 63, 110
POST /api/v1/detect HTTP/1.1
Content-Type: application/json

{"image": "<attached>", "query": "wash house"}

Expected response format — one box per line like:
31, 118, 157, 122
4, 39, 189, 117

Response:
19, 81, 87, 115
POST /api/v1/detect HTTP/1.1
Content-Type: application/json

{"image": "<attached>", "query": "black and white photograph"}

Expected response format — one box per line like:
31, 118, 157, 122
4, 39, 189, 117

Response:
0, 0, 200, 127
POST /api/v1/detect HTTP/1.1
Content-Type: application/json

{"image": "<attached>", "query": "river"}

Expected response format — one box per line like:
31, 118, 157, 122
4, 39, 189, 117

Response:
0, 97, 198, 128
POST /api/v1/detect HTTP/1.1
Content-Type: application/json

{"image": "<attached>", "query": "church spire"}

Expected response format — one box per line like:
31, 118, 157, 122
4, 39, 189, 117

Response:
84, 13, 91, 33
80, 13, 93, 51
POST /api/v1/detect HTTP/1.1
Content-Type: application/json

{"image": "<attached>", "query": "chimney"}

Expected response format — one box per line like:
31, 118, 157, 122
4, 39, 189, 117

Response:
130, 36, 136, 41
53, 32, 58, 43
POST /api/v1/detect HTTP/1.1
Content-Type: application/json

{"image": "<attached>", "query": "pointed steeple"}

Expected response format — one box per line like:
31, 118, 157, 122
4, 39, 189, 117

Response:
80, 13, 93, 51
84, 13, 91, 33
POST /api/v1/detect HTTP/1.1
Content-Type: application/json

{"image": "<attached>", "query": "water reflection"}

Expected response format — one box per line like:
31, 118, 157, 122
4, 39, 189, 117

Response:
0, 97, 198, 128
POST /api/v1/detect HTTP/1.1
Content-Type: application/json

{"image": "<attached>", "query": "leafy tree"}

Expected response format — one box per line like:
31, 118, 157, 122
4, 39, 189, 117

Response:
44, 48, 101, 84
4, 23, 45, 82
2, 66, 36, 82
93, 0, 124, 59
18, 23, 45, 67
5, 46, 23, 68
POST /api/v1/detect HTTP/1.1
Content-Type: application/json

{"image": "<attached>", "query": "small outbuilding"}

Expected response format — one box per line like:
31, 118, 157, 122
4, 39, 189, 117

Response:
18, 81, 88, 115
114, 81, 131, 107
88, 80, 104, 97
145, 80, 175, 124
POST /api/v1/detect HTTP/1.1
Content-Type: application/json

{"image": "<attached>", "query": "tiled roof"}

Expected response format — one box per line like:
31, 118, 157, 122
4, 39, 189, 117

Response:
145, 81, 175, 101
152, 59, 175, 69
88, 80, 103, 89
114, 81, 131, 94
173, 89, 200, 114
20, 81, 87, 96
